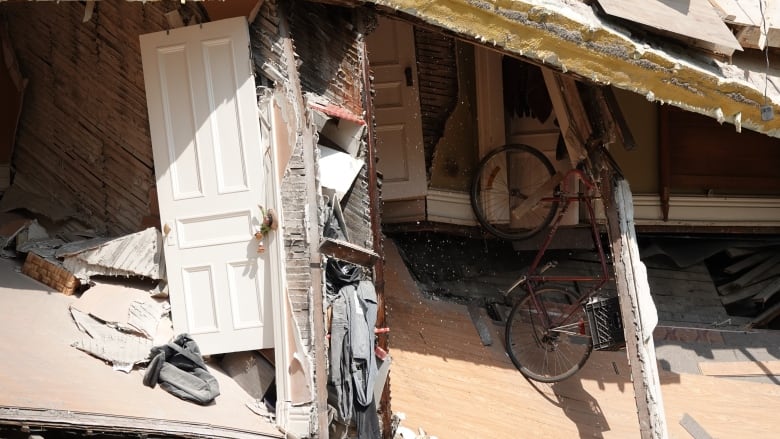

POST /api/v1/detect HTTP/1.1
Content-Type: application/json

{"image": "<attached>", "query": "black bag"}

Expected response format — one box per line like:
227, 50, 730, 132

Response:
143, 334, 220, 405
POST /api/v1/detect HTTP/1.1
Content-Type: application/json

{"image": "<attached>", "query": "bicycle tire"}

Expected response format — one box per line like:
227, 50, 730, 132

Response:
505, 287, 593, 382
470, 144, 559, 240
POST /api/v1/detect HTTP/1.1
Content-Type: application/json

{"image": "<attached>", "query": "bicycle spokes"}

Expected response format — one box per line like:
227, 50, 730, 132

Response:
505, 289, 593, 382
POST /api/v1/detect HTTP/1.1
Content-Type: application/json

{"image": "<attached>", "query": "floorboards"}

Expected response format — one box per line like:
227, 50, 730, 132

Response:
384, 238, 780, 439
0, 257, 280, 438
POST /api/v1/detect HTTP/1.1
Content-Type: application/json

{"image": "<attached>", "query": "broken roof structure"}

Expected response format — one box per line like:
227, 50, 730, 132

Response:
357, 0, 780, 137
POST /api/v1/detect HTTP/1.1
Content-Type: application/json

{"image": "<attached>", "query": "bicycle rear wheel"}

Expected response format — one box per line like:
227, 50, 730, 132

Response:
471, 144, 559, 240
505, 288, 593, 382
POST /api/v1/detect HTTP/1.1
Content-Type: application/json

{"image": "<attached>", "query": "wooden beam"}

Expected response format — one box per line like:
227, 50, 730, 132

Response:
474, 46, 506, 159
699, 360, 780, 377
602, 172, 669, 439
319, 237, 379, 267
510, 171, 566, 222
542, 68, 590, 167
600, 86, 637, 151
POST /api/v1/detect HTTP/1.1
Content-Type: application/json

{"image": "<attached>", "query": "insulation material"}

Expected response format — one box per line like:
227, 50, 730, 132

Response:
59, 227, 165, 281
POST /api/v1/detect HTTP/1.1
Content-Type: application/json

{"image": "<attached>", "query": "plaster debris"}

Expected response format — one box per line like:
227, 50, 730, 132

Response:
58, 227, 165, 282
70, 308, 153, 373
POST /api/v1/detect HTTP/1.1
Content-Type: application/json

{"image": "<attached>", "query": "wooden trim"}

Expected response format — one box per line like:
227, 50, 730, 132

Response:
658, 104, 671, 221
0, 407, 281, 439
474, 46, 505, 158
628, 194, 780, 225
425, 189, 476, 226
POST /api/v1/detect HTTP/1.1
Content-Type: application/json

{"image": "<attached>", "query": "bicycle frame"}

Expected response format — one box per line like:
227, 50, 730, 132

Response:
507, 168, 610, 333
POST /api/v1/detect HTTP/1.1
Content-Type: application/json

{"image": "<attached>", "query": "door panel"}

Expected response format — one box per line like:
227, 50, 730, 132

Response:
367, 17, 426, 201
140, 17, 273, 355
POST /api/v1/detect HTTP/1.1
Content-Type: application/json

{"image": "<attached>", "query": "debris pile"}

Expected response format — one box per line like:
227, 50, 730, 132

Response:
713, 244, 780, 328
0, 209, 172, 372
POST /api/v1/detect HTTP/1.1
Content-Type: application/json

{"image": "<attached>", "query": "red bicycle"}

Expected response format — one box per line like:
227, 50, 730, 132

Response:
471, 144, 617, 382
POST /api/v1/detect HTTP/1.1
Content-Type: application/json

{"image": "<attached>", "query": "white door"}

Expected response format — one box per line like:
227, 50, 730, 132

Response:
366, 17, 426, 201
140, 17, 273, 355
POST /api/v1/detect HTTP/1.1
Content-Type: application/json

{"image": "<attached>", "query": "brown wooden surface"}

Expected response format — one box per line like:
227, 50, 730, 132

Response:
659, 106, 780, 194
0, 257, 280, 438
699, 360, 780, 377
383, 238, 780, 439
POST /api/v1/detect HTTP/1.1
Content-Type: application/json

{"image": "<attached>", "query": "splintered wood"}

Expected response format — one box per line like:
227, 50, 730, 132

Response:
715, 244, 780, 328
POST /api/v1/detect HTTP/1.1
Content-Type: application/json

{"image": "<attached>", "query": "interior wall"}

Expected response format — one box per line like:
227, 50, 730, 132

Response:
428, 41, 478, 191
288, 2, 372, 249
608, 87, 659, 194
2, 1, 191, 235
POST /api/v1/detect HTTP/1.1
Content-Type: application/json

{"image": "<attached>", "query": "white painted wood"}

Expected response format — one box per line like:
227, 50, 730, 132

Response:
608, 179, 668, 439
607, 194, 780, 226
140, 17, 273, 355
474, 46, 506, 159
426, 189, 477, 225
366, 17, 426, 201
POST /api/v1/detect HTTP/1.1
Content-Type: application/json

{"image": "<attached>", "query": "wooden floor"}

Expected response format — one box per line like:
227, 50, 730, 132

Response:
383, 238, 780, 439
0, 257, 281, 438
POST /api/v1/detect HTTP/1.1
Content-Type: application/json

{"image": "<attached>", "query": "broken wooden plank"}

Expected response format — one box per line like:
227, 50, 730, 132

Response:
319, 237, 379, 267
750, 276, 780, 305
723, 246, 757, 259
718, 253, 780, 294
466, 302, 493, 346
719, 276, 775, 305
710, 0, 780, 48
723, 249, 777, 274
749, 301, 780, 328
679, 413, 713, 439
699, 360, 780, 377
542, 68, 590, 166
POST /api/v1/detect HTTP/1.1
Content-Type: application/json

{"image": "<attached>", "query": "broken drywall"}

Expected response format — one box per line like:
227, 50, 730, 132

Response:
69, 280, 172, 372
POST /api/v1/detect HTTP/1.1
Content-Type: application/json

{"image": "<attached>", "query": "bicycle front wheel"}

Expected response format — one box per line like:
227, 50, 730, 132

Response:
471, 144, 559, 240
505, 288, 593, 382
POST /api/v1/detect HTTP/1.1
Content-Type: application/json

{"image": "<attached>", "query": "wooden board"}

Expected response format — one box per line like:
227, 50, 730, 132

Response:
711, 0, 780, 48
597, 0, 742, 54
699, 360, 780, 376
